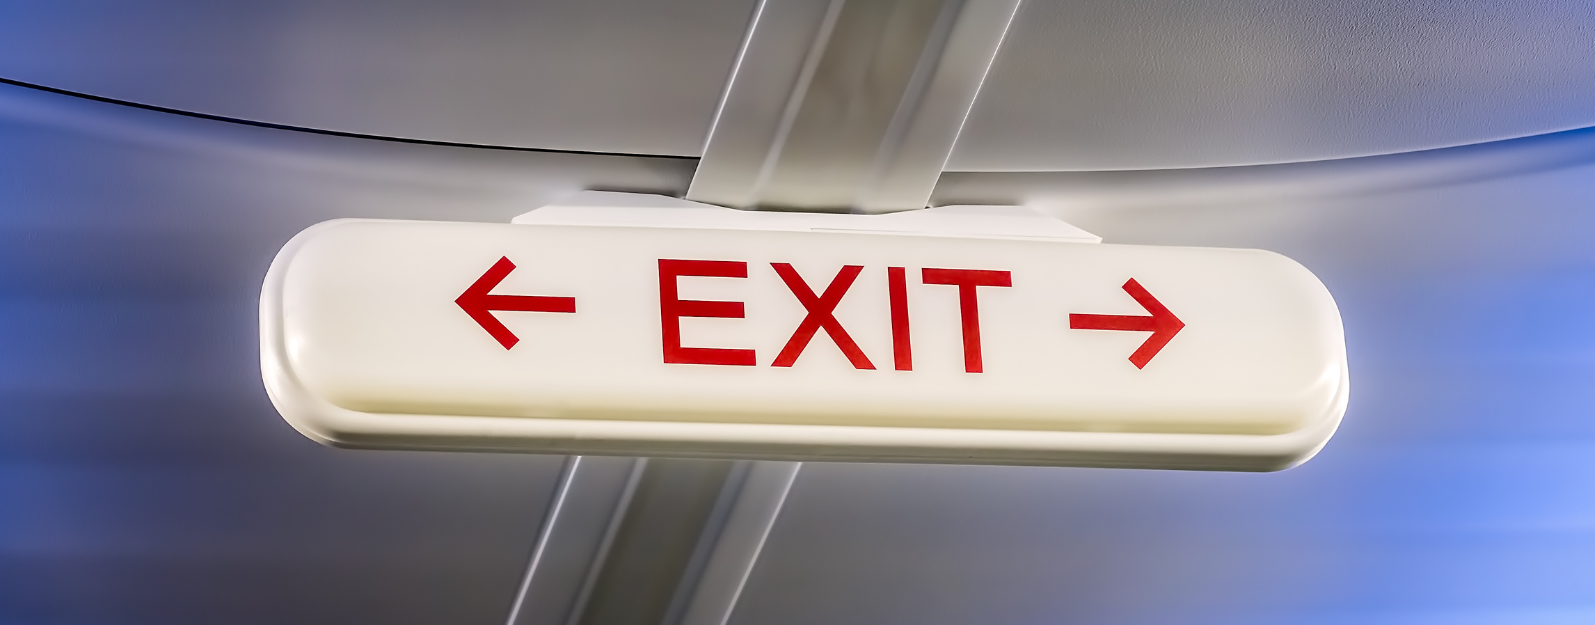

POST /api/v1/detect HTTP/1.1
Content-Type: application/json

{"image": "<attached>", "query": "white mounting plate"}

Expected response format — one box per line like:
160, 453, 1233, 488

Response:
514, 191, 1101, 243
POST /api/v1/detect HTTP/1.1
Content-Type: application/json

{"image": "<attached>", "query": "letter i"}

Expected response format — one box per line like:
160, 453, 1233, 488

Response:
888, 267, 912, 371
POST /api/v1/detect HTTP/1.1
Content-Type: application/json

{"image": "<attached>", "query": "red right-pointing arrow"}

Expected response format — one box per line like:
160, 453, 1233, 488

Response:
456, 256, 576, 350
1069, 278, 1184, 369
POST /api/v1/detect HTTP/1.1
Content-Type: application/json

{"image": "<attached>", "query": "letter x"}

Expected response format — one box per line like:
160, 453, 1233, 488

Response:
770, 263, 876, 369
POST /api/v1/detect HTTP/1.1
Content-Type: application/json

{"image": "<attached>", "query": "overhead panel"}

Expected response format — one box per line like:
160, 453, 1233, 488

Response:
950, 0, 1595, 171
4, 0, 1594, 169
0, 0, 757, 156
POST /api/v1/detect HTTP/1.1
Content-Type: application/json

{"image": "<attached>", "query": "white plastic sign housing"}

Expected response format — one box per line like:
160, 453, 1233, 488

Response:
261, 192, 1347, 470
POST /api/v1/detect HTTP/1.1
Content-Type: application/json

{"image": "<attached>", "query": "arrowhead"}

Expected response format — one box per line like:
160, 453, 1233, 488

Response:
457, 256, 522, 349
1120, 278, 1184, 369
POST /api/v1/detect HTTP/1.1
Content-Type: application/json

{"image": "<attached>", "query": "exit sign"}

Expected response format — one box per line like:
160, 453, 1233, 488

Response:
261, 193, 1346, 470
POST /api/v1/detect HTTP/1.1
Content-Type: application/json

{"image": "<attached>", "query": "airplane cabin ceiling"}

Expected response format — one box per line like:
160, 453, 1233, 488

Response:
3, 0, 1595, 170
957, 0, 1595, 170
0, 0, 760, 158
2, 0, 1595, 171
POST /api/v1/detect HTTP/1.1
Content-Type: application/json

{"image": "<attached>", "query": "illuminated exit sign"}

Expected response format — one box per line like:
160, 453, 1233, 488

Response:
261, 193, 1347, 470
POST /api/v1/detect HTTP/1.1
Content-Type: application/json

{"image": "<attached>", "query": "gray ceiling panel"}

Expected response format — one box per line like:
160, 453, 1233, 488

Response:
4, 0, 1595, 169
0, 0, 756, 156
950, 0, 1595, 171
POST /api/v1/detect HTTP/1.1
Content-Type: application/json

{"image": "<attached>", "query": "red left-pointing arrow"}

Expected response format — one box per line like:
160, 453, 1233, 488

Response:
1069, 278, 1184, 369
455, 256, 576, 350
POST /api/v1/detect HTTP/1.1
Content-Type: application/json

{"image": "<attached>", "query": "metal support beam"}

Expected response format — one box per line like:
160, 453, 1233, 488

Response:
506, 2, 1021, 623
506, 458, 799, 625
689, 0, 1023, 213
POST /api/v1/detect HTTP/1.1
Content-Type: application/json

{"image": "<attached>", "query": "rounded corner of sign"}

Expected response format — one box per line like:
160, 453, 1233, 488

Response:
261, 219, 347, 297
1269, 446, 1328, 472
259, 289, 369, 450
1260, 378, 1349, 471
260, 356, 354, 449
1129, 369, 1348, 472
1240, 433, 1336, 472
263, 373, 413, 452
275, 405, 346, 449
1262, 248, 1342, 306
259, 218, 387, 448
1248, 429, 1340, 472
279, 217, 362, 249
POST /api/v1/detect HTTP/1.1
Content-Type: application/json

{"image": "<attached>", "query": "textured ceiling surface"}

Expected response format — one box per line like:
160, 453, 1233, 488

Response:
3, 0, 1595, 169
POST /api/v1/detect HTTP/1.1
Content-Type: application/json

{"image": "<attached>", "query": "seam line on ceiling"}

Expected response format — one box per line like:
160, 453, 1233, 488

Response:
0, 76, 702, 161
